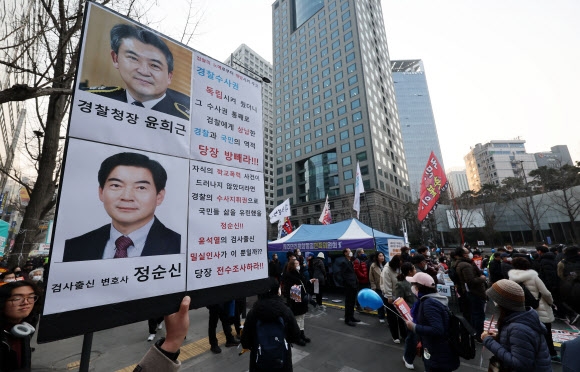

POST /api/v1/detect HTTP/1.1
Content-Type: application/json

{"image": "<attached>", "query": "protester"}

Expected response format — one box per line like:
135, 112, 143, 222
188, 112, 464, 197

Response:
369, 252, 386, 323
404, 272, 460, 372
0, 281, 42, 371
401, 247, 411, 263
339, 248, 359, 326
508, 257, 560, 362
381, 254, 406, 344
207, 301, 239, 354
0, 271, 16, 286
310, 252, 327, 309
282, 258, 314, 345
488, 251, 503, 284
241, 278, 301, 372
455, 246, 487, 341
353, 248, 369, 311
396, 262, 418, 370
147, 317, 164, 342
482, 279, 551, 371
557, 246, 580, 324
268, 253, 282, 281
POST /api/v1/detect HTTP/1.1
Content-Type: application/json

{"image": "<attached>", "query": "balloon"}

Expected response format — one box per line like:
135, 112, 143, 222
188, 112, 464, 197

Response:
357, 288, 383, 310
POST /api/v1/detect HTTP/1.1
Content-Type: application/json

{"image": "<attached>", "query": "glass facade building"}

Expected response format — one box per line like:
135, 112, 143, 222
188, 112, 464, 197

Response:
391, 60, 444, 200
271, 0, 411, 233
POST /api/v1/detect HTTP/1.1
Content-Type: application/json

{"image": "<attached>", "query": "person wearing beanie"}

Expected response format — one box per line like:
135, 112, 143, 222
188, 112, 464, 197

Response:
241, 277, 301, 372
508, 258, 560, 362
310, 252, 327, 309
482, 279, 552, 371
404, 272, 460, 372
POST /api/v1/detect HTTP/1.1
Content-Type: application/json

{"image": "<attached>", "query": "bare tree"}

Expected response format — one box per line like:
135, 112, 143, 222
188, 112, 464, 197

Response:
0, 0, 202, 266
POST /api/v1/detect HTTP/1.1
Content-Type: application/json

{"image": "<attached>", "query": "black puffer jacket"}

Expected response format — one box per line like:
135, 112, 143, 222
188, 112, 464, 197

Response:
240, 296, 301, 372
537, 252, 559, 292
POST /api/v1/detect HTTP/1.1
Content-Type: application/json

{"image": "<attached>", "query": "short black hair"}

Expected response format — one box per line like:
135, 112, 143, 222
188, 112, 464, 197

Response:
0, 281, 41, 325
110, 24, 174, 73
98, 152, 167, 193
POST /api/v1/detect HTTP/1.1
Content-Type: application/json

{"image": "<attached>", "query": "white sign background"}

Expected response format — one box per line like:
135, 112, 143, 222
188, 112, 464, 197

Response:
190, 52, 264, 172
187, 160, 267, 290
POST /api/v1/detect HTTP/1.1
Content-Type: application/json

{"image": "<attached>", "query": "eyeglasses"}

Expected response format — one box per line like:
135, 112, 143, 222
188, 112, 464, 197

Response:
8, 295, 39, 305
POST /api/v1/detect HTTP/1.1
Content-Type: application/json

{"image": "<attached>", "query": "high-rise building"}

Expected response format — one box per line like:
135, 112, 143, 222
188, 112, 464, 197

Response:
464, 139, 537, 192
391, 60, 444, 200
446, 168, 469, 197
271, 0, 411, 235
224, 44, 275, 210
534, 145, 573, 169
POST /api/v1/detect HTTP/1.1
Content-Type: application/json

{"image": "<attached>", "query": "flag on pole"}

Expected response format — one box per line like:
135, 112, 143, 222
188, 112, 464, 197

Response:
353, 161, 365, 219
319, 195, 332, 225
278, 216, 293, 238
269, 198, 291, 223
417, 151, 448, 221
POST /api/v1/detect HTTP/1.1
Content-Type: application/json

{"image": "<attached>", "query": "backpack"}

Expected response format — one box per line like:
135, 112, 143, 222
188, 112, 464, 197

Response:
519, 282, 540, 309
254, 317, 288, 370
447, 310, 477, 360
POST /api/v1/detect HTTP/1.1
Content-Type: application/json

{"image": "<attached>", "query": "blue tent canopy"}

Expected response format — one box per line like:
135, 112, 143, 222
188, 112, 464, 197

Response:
268, 218, 404, 256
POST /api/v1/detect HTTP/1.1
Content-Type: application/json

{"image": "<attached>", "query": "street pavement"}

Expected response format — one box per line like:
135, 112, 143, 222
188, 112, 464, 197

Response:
31, 290, 572, 372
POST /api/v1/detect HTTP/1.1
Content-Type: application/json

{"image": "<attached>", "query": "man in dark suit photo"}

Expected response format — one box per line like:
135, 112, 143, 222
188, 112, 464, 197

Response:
82, 23, 190, 120
63, 152, 181, 262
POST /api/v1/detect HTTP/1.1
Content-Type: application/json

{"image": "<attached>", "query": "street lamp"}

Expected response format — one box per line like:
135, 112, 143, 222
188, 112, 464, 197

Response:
229, 54, 272, 84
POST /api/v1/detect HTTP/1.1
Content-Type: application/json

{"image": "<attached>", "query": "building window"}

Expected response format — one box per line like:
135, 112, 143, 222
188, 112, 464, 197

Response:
340, 130, 349, 140
355, 138, 365, 148
277, 178, 283, 185
315, 140, 323, 149
341, 143, 350, 152
342, 156, 351, 166
345, 184, 354, 193
351, 99, 360, 109
344, 170, 353, 180
356, 151, 367, 161
353, 124, 363, 135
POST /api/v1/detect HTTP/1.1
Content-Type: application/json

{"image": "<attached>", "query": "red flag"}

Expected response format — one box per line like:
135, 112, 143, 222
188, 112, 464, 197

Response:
417, 152, 448, 221
283, 217, 293, 234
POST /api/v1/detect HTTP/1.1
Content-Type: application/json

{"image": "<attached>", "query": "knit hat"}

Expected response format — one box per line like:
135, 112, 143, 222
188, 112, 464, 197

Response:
317, 252, 325, 259
486, 279, 525, 312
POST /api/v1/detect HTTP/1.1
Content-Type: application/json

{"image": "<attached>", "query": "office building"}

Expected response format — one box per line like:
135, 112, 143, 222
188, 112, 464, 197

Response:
446, 168, 469, 197
224, 44, 275, 210
391, 59, 444, 200
464, 139, 537, 192
534, 145, 573, 168
271, 0, 411, 236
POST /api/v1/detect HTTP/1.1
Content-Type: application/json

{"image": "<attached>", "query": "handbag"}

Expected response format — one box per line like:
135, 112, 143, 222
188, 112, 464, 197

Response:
488, 356, 511, 372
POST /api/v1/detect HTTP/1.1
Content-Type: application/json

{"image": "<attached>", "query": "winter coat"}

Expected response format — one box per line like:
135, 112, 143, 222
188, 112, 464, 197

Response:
537, 253, 559, 292
413, 293, 460, 371
241, 296, 301, 372
310, 257, 326, 285
268, 259, 282, 279
353, 257, 369, 284
508, 269, 554, 323
282, 269, 310, 316
380, 264, 399, 300
134, 346, 181, 372
501, 262, 513, 279
395, 279, 416, 307
456, 258, 487, 299
369, 262, 383, 291
339, 258, 357, 288
489, 259, 503, 284
1, 327, 32, 371
483, 308, 552, 372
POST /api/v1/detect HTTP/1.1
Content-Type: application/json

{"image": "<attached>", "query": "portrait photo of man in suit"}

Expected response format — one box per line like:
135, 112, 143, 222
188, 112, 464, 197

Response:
63, 152, 181, 262
81, 23, 190, 120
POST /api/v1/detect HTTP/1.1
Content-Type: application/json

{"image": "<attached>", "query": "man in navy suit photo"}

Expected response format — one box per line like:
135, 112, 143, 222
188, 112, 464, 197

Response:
63, 152, 181, 262
82, 23, 190, 120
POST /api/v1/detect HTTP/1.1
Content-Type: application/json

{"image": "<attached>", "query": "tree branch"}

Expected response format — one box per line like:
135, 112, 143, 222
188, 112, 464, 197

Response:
0, 84, 71, 105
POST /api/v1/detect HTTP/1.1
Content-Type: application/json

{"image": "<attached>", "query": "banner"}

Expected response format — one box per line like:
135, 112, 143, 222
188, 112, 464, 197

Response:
0, 220, 9, 257
417, 152, 448, 222
40, 2, 267, 343
319, 195, 332, 225
353, 161, 365, 218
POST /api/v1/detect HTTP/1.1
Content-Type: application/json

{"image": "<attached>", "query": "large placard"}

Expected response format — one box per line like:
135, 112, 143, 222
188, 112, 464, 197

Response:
39, 2, 267, 342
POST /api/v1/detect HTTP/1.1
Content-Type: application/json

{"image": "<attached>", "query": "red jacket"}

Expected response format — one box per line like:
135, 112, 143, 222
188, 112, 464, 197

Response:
353, 258, 369, 284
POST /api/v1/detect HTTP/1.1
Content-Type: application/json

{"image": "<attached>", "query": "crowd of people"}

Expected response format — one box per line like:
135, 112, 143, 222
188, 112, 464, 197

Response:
266, 243, 580, 371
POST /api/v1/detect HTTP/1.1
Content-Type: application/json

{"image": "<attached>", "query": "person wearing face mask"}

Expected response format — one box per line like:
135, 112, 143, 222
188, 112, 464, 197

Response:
381, 254, 407, 344
353, 248, 369, 312
28, 269, 44, 284
404, 272, 460, 372
0, 271, 17, 287
339, 248, 359, 326
454, 247, 487, 342
282, 258, 314, 345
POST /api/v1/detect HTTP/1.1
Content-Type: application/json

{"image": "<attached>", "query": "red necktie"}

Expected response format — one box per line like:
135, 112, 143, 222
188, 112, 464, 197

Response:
114, 236, 133, 258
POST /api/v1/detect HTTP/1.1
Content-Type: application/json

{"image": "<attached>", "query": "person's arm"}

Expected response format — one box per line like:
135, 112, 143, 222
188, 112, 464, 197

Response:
134, 296, 190, 371
482, 326, 538, 370
557, 261, 564, 280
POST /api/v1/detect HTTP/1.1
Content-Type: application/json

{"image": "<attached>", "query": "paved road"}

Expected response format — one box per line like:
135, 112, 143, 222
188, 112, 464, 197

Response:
31, 292, 572, 371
